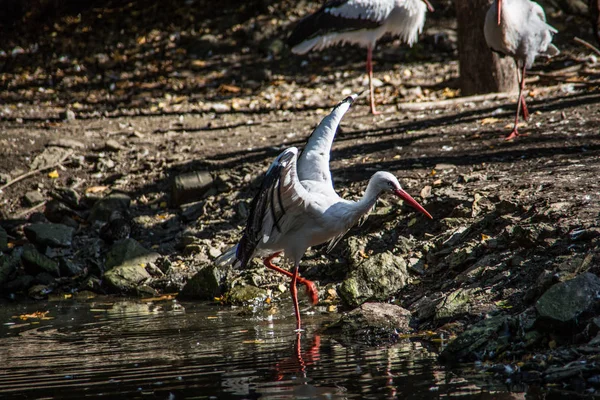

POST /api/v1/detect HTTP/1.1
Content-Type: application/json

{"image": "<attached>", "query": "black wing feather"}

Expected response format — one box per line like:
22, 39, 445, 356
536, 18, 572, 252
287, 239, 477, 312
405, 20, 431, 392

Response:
288, 0, 383, 48
236, 151, 293, 269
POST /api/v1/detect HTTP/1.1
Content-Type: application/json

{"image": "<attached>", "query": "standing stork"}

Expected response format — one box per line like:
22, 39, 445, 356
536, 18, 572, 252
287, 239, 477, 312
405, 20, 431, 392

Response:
484, 0, 559, 140
217, 94, 432, 331
288, 0, 434, 115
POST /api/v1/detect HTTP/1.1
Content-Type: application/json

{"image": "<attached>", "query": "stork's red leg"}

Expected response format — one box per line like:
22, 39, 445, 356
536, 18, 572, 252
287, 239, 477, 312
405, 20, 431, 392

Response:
367, 45, 380, 115
520, 93, 530, 121
263, 253, 318, 305
290, 264, 302, 331
506, 62, 528, 140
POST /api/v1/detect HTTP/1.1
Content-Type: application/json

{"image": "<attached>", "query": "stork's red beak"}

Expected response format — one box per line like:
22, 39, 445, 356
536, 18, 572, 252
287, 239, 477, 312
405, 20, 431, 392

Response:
497, 0, 502, 25
394, 189, 433, 219
422, 0, 435, 12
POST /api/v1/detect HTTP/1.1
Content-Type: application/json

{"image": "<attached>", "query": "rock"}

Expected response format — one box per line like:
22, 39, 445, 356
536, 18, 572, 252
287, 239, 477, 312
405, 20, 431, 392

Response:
99, 211, 131, 243
471, 194, 494, 217
0, 248, 22, 285
325, 303, 412, 345
172, 171, 214, 206
21, 244, 60, 276
180, 201, 206, 222
104, 139, 125, 152
24, 191, 45, 206
0, 226, 8, 252
535, 273, 600, 326
444, 242, 479, 269
47, 138, 86, 150
509, 223, 556, 248
3, 275, 35, 293
105, 239, 160, 270
180, 265, 224, 299
440, 315, 509, 362
52, 187, 82, 209
59, 258, 83, 277
0, 173, 10, 184
30, 146, 71, 171
88, 193, 131, 223
412, 292, 444, 320
103, 265, 151, 293
523, 270, 557, 303
28, 284, 52, 300
60, 109, 76, 121
441, 226, 468, 248
339, 251, 410, 307
24, 223, 74, 248
435, 288, 479, 321
226, 284, 268, 305
35, 272, 56, 285
44, 200, 78, 223
420, 185, 432, 199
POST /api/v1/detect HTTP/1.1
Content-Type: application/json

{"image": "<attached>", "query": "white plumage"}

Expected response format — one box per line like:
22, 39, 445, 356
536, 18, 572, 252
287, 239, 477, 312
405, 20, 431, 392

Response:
288, 0, 433, 114
218, 94, 432, 331
484, 0, 559, 139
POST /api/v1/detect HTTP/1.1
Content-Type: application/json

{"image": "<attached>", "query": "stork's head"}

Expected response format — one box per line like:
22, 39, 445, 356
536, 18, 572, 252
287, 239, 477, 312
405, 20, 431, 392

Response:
372, 171, 433, 219
421, 0, 435, 12
497, 0, 503, 25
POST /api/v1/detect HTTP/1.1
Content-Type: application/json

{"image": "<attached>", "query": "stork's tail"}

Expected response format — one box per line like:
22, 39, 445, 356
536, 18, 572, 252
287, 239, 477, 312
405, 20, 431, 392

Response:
542, 43, 560, 58
216, 244, 241, 268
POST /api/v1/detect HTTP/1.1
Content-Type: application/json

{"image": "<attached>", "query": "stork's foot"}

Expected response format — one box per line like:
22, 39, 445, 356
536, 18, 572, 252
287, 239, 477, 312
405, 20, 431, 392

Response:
298, 278, 319, 305
370, 107, 381, 116
504, 129, 527, 141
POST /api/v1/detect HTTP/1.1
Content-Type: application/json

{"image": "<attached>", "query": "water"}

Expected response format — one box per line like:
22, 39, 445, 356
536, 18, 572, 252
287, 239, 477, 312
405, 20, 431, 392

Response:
0, 297, 525, 399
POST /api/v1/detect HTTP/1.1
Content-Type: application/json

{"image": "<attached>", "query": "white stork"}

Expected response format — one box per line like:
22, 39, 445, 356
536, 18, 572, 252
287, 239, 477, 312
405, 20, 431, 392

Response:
218, 94, 432, 331
484, 0, 559, 140
288, 0, 434, 115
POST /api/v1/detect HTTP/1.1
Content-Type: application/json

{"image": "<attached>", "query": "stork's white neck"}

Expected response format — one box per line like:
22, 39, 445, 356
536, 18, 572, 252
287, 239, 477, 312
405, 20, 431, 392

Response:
346, 177, 385, 224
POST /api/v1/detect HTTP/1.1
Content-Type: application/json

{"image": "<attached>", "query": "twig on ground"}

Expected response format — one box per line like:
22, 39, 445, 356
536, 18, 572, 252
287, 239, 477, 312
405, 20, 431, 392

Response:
0, 151, 73, 194
574, 37, 600, 57
397, 84, 582, 111
14, 201, 47, 219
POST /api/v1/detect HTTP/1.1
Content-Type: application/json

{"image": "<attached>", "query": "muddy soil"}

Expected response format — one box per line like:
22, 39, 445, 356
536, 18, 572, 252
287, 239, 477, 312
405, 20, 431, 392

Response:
1, 0, 600, 396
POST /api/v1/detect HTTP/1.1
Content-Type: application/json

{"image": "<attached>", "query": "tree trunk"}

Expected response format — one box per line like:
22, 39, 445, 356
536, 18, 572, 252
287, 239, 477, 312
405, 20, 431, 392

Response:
455, 0, 517, 95
591, 0, 600, 46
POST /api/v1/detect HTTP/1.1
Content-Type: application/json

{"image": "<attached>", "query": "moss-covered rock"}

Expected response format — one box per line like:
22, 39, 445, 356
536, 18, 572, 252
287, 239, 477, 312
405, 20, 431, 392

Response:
21, 244, 60, 276
440, 315, 509, 362
180, 265, 224, 300
226, 284, 268, 305
105, 238, 160, 270
104, 264, 151, 293
325, 302, 412, 345
536, 272, 600, 325
339, 251, 410, 307
24, 223, 74, 248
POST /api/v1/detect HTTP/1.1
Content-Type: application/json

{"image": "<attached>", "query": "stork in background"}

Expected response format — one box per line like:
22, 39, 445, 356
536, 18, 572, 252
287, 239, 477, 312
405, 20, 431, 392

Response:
217, 94, 432, 331
484, 0, 560, 140
288, 0, 434, 115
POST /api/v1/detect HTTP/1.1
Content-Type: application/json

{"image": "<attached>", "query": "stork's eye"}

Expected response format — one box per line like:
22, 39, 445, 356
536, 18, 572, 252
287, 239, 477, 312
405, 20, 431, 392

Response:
387, 181, 395, 188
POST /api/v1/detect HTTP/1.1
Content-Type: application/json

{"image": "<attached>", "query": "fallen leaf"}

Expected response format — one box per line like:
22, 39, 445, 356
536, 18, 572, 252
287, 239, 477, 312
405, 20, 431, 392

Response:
480, 117, 500, 125
86, 186, 109, 194
481, 233, 491, 241
219, 84, 241, 94
15, 311, 51, 320
48, 170, 59, 179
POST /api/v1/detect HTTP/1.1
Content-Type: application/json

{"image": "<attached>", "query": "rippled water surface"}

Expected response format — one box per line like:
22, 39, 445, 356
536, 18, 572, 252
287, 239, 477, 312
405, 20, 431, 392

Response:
0, 298, 525, 399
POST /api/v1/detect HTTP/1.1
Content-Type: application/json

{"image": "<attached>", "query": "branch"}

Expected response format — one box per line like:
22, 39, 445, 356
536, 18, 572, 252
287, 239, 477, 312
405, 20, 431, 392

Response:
397, 84, 582, 111
0, 151, 73, 194
574, 37, 600, 57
